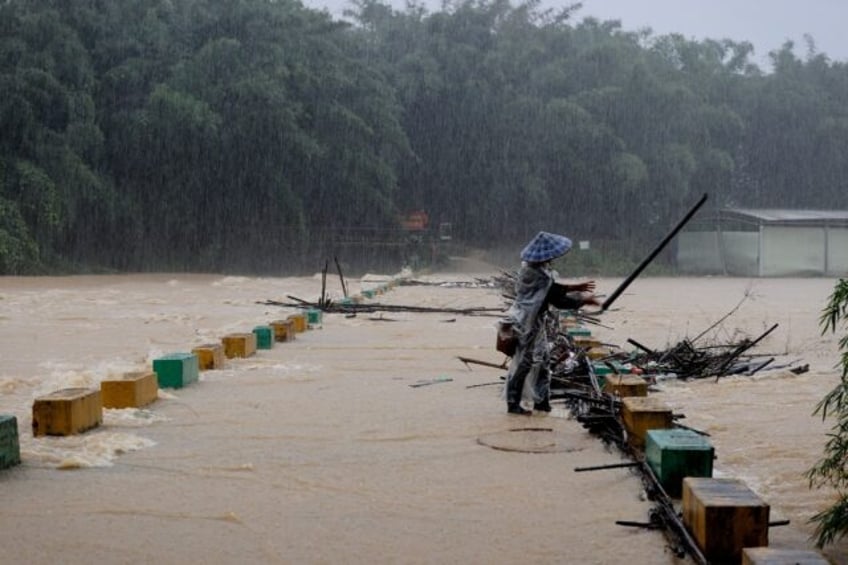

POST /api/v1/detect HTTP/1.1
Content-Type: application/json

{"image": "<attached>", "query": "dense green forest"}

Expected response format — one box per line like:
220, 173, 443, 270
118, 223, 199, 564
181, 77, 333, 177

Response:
1, 0, 847, 274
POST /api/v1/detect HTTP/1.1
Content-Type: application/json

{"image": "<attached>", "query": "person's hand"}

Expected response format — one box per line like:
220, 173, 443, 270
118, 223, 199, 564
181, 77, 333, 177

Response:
571, 280, 596, 293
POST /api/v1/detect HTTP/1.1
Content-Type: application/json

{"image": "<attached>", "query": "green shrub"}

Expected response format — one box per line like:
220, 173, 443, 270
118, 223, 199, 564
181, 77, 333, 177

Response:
807, 279, 848, 547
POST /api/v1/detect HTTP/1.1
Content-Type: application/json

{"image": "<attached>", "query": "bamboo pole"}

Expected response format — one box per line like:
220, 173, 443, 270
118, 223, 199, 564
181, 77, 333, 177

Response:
601, 193, 709, 312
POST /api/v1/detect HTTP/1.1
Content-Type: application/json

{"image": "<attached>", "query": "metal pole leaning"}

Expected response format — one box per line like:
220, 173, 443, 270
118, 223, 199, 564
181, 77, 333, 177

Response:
601, 193, 709, 312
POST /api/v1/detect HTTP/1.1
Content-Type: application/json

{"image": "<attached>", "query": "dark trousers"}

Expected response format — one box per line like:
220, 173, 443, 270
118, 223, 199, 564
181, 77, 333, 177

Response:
534, 366, 551, 405
506, 343, 535, 406
507, 341, 552, 406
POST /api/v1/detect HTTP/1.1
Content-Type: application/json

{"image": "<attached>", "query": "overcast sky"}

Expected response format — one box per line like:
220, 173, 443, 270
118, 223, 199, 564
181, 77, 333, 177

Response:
304, 0, 847, 66
575, 0, 846, 65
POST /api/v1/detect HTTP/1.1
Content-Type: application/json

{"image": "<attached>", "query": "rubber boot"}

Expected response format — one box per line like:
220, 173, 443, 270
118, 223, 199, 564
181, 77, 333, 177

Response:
533, 400, 551, 412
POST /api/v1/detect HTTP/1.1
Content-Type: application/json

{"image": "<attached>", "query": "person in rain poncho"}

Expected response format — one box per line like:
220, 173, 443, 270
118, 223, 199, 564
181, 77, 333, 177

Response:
503, 231, 599, 415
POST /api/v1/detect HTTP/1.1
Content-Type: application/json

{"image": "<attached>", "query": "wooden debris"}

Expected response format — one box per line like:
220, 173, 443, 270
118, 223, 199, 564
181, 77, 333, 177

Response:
261, 296, 504, 316
624, 323, 782, 381
457, 356, 508, 370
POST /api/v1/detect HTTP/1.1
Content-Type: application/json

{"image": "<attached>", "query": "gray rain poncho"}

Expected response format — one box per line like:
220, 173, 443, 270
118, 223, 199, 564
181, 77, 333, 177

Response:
502, 231, 586, 411
502, 262, 557, 406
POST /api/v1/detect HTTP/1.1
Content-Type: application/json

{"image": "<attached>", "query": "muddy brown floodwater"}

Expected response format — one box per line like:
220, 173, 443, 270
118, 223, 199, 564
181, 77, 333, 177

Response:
0, 272, 846, 564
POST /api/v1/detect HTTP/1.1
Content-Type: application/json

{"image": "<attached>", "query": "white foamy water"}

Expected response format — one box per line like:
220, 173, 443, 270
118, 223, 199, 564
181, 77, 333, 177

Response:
24, 431, 157, 470
0, 273, 846, 563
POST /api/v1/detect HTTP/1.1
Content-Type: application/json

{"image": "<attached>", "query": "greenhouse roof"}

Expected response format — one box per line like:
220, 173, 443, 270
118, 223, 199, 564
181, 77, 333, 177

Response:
718, 208, 848, 226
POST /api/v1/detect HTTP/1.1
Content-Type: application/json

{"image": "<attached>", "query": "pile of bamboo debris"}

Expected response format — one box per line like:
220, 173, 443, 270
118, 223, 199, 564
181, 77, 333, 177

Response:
616, 324, 809, 381
547, 325, 808, 387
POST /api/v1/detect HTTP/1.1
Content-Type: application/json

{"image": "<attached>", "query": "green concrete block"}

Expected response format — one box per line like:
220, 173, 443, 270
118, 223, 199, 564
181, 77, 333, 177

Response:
253, 325, 274, 349
0, 414, 21, 469
591, 361, 633, 377
305, 308, 322, 326
646, 428, 714, 498
153, 353, 199, 389
591, 363, 612, 376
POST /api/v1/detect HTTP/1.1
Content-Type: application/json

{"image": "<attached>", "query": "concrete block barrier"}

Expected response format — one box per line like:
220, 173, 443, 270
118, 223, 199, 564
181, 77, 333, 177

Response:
192, 343, 226, 370
0, 414, 21, 469
32, 388, 103, 436
153, 353, 200, 389
101, 371, 159, 408
221, 333, 257, 359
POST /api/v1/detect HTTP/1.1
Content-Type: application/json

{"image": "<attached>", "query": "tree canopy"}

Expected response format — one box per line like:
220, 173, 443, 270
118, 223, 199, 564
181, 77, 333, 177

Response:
1, 0, 846, 274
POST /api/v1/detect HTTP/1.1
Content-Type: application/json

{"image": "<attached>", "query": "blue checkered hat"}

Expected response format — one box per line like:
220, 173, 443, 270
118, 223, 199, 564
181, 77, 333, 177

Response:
520, 231, 572, 262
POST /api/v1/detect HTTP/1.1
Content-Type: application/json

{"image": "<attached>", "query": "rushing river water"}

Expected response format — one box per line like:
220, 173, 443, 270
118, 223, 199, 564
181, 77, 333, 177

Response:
0, 273, 845, 563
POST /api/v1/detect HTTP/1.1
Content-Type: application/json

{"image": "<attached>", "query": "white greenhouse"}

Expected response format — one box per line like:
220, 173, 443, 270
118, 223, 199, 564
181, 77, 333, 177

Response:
676, 208, 848, 277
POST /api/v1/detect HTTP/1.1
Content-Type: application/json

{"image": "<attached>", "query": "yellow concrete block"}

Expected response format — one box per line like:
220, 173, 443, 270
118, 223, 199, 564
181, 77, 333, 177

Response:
603, 375, 648, 398
287, 313, 307, 333
32, 388, 103, 436
222, 333, 257, 358
620, 396, 673, 449
742, 547, 828, 564
586, 346, 612, 360
683, 478, 769, 564
101, 371, 158, 409
192, 343, 226, 370
270, 319, 296, 342
560, 317, 580, 329
573, 337, 602, 350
